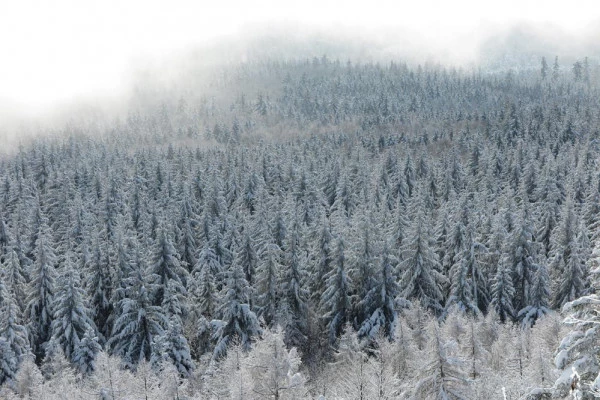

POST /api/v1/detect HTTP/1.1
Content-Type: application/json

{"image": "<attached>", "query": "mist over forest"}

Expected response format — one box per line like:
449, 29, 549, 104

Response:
1, 19, 600, 399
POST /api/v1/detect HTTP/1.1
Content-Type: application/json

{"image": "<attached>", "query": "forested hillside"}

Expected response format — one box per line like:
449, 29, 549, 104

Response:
1, 56, 600, 399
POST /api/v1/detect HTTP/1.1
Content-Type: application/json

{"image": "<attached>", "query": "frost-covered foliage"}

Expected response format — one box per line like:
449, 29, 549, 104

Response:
0, 51, 599, 397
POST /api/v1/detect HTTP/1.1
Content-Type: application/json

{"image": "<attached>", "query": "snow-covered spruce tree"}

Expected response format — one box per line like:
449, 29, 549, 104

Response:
86, 238, 113, 345
256, 242, 281, 328
50, 252, 99, 368
0, 337, 17, 387
192, 244, 221, 320
442, 197, 470, 280
149, 227, 188, 308
320, 235, 353, 345
446, 227, 488, 316
25, 215, 57, 363
518, 260, 551, 328
504, 203, 539, 315
0, 214, 12, 263
0, 285, 30, 369
399, 200, 446, 315
552, 219, 589, 309
490, 258, 516, 323
352, 216, 378, 329
1, 247, 28, 312
536, 167, 563, 258
357, 245, 399, 342
237, 229, 259, 290
107, 248, 168, 368
109, 230, 133, 324
281, 223, 309, 351
212, 259, 260, 359
176, 191, 199, 272
310, 218, 334, 308
152, 315, 195, 376
41, 339, 73, 380
72, 328, 101, 375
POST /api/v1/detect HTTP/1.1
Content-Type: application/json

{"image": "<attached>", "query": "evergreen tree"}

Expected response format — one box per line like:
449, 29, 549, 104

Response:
256, 242, 281, 327
311, 219, 334, 306
87, 238, 113, 344
490, 259, 515, 323
25, 216, 57, 363
108, 249, 168, 368
50, 252, 99, 365
152, 316, 195, 376
192, 244, 221, 320
552, 223, 589, 309
176, 194, 198, 272
0, 337, 17, 387
281, 224, 309, 350
1, 247, 28, 311
399, 206, 446, 315
72, 328, 101, 375
353, 219, 378, 327
150, 228, 187, 308
446, 228, 488, 315
504, 205, 538, 313
320, 236, 353, 344
357, 246, 399, 342
518, 261, 551, 327
541, 56, 548, 80
212, 259, 260, 359
237, 230, 259, 290
0, 287, 30, 363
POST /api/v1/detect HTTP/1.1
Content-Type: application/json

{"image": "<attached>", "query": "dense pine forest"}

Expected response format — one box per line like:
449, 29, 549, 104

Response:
1, 54, 600, 399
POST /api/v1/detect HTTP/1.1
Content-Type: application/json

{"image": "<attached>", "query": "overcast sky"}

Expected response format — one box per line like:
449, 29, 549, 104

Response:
0, 0, 598, 113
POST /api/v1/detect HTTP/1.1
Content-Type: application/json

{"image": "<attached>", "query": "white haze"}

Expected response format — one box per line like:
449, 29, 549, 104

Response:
0, 0, 598, 128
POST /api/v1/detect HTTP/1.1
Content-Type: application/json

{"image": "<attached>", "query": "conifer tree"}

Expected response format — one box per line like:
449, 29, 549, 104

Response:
150, 228, 187, 308
358, 246, 399, 342
212, 259, 260, 359
87, 238, 113, 344
320, 236, 353, 344
25, 216, 57, 363
552, 222, 589, 309
50, 252, 99, 366
0, 337, 17, 387
490, 259, 515, 323
281, 223, 309, 350
1, 247, 28, 311
108, 249, 168, 368
0, 288, 30, 364
399, 205, 446, 315
153, 316, 195, 376
504, 204, 538, 313
519, 260, 551, 327
256, 242, 281, 327
176, 194, 198, 272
